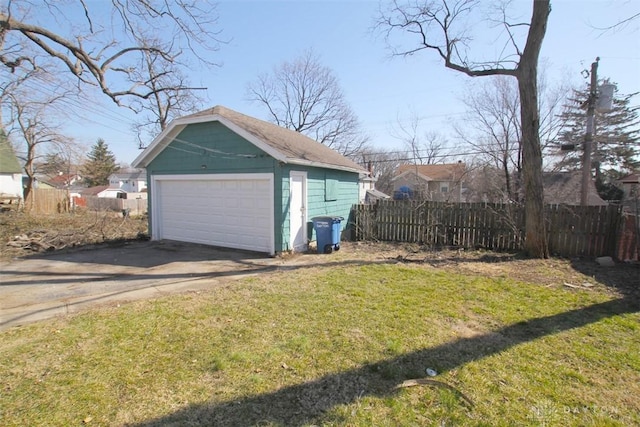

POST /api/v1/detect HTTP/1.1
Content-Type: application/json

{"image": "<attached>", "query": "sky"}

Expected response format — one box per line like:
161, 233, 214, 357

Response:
53, 0, 640, 165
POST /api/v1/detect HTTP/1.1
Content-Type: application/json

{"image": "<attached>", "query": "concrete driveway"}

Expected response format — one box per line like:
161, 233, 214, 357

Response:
0, 240, 290, 330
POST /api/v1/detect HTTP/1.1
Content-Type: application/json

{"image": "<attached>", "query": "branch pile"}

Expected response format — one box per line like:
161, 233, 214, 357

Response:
6, 230, 81, 252
1, 213, 148, 259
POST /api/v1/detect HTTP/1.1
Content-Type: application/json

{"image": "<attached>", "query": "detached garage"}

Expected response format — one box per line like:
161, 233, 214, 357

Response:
132, 106, 365, 255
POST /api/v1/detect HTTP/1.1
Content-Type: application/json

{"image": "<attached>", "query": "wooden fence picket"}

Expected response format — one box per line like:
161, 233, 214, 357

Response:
352, 200, 623, 258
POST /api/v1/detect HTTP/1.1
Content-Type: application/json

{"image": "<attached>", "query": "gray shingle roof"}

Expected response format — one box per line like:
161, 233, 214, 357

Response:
394, 163, 466, 182
134, 105, 365, 174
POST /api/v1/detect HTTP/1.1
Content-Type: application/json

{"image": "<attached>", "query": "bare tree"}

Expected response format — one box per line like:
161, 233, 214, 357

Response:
455, 77, 521, 201
391, 111, 445, 165
379, 0, 551, 257
463, 162, 510, 203
39, 142, 85, 181
128, 49, 206, 148
360, 149, 407, 195
455, 74, 567, 202
7, 91, 69, 205
246, 50, 369, 158
1, 0, 222, 144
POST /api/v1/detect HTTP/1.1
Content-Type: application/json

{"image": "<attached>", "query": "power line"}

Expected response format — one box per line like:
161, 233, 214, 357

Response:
19, 80, 137, 129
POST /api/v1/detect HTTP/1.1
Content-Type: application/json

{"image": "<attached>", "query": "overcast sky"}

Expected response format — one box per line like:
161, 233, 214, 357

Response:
54, 0, 640, 165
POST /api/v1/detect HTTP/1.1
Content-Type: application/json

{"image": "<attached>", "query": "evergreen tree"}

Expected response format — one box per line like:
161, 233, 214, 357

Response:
554, 83, 640, 200
81, 139, 119, 187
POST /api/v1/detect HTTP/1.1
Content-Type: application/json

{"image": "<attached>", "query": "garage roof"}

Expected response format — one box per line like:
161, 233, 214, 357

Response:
133, 105, 365, 174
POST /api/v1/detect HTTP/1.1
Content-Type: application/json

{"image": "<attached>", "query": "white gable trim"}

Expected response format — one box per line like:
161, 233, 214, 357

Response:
132, 123, 186, 168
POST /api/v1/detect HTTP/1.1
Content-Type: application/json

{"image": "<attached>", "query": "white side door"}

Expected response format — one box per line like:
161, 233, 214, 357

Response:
289, 171, 308, 252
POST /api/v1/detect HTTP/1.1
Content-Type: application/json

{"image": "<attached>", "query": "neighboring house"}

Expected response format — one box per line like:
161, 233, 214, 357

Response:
543, 171, 607, 206
620, 172, 639, 200
391, 162, 466, 202
0, 137, 23, 204
109, 170, 147, 193
48, 173, 83, 189
132, 105, 366, 255
81, 185, 126, 198
619, 172, 639, 213
358, 162, 390, 204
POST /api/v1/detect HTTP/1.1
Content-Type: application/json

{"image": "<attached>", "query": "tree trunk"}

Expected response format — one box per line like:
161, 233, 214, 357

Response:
517, 0, 550, 258
23, 142, 36, 210
502, 154, 513, 201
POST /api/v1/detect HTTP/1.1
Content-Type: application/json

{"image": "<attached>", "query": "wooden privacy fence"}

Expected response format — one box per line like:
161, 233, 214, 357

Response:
25, 188, 70, 214
79, 196, 147, 216
351, 200, 624, 258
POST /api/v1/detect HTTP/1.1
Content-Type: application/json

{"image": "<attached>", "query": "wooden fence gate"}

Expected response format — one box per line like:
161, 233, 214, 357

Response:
351, 200, 623, 258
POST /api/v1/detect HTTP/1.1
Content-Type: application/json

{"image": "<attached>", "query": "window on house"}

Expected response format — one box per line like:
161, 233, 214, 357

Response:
440, 183, 449, 193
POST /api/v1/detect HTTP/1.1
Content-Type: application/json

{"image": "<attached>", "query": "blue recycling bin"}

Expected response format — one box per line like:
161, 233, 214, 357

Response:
312, 216, 343, 254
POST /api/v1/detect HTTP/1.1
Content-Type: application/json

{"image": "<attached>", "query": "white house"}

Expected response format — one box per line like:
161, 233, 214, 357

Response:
108, 170, 147, 193
81, 185, 126, 198
0, 137, 23, 205
358, 162, 390, 204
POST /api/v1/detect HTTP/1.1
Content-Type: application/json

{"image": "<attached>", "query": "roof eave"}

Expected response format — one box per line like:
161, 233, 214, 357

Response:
287, 158, 365, 174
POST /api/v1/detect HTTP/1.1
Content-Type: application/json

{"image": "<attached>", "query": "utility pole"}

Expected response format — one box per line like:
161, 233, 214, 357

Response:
581, 57, 599, 206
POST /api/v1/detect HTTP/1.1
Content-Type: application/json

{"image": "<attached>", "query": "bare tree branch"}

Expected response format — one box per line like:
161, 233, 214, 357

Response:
592, 11, 640, 32
246, 49, 369, 158
378, 0, 519, 77
1, 0, 223, 146
391, 110, 445, 165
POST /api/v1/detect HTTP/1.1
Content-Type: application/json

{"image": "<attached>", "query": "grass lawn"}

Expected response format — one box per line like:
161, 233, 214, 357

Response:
1, 257, 638, 426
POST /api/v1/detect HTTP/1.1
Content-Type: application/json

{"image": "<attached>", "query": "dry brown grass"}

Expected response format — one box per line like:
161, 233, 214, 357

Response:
341, 241, 638, 299
0, 209, 148, 261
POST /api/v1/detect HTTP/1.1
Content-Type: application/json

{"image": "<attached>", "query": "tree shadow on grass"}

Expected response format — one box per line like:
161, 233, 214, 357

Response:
132, 297, 638, 427
569, 259, 640, 300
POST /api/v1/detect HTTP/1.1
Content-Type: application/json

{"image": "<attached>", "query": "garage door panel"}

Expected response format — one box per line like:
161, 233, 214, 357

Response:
154, 175, 273, 253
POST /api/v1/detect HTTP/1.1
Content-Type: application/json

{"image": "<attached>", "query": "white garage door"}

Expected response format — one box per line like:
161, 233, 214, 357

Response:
152, 174, 274, 254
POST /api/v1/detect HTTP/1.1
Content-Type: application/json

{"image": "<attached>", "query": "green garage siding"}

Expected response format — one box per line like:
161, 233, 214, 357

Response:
134, 106, 365, 254
146, 122, 277, 174
279, 166, 359, 251
306, 169, 359, 219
